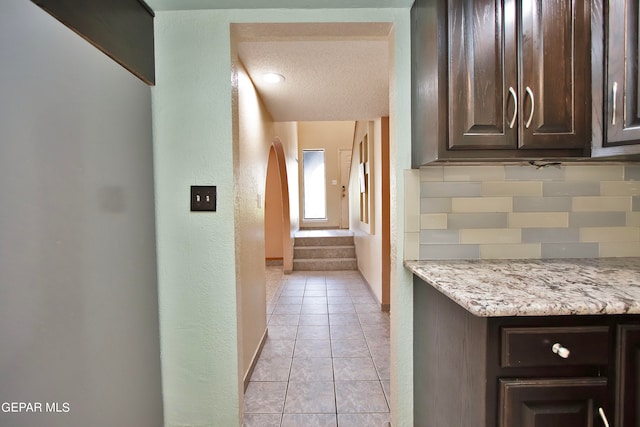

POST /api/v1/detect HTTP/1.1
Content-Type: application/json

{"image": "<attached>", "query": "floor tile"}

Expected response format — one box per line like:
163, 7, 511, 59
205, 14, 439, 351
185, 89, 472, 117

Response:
333, 357, 379, 381
281, 413, 337, 427
334, 381, 389, 413
304, 289, 327, 297
351, 295, 377, 304
268, 324, 298, 340
301, 304, 328, 315
297, 325, 330, 340
303, 296, 328, 305
246, 268, 391, 423
368, 341, 390, 361
330, 325, 365, 341
349, 289, 373, 297
328, 304, 356, 314
329, 313, 359, 325
274, 304, 302, 315
266, 303, 276, 315
294, 339, 332, 358
337, 413, 391, 427
299, 314, 329, 326
260, 338, 295, 359
354, 303, 381, 314
284, 381, 336, 413
269, 314, 300, 325
327, 295, 352, 304
243, 413, 282, 427
244, 381, 288, 413
290, 357, 334, 381
278, 296, 303, 305
250, 356, 292, 381
281, 288, 305, 297
357, 311, 389, 324
331, 339, 370, 358
381, 380, 391, 407
372, 354, 390, 380
361, 323, 391, 342
326, 289, 350, 296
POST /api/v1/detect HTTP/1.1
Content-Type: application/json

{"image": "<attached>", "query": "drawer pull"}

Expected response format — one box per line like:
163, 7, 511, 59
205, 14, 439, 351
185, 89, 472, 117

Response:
598, 407, 610, 427
552, 343, 570, 358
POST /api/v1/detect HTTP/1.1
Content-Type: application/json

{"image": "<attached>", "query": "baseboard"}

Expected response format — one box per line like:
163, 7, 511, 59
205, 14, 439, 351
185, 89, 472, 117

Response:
243, 328, 268, 391
358, 269, 389, 312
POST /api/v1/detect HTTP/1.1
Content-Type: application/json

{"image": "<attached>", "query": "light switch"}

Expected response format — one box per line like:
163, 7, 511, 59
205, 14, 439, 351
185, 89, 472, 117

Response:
191, 186, 216, 212
331, 179, 338, 185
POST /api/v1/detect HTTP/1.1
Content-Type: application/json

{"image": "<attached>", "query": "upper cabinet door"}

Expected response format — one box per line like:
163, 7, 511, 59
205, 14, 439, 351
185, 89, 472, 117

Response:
519, 0, 589, 150
448, 0, 517, 150
606, 0, 640, 145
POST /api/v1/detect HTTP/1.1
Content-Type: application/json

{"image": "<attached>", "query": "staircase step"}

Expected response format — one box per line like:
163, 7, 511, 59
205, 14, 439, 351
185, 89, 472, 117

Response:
294, 245, 356, 259
294, 236, 354, 247
293, 258, 358, 271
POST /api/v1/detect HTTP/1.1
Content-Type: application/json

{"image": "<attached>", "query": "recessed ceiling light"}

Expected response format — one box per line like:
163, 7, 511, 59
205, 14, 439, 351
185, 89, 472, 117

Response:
263, 73, 285, 84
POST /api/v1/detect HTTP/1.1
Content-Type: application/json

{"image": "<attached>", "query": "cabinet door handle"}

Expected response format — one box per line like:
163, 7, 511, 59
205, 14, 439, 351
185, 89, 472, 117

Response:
598, 407, 610, 427
612, 81, 618, 126
508, 87, 518, 129
525, 86, 535, 129
552, 342, 570, 358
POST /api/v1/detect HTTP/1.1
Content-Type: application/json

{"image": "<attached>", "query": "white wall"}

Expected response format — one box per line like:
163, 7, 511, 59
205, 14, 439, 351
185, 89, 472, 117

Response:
298, 121, 355, 228
152, 8, 413, 427
350, 119, 386, 305
0, 1, 163, 426
235, 60, 299, 382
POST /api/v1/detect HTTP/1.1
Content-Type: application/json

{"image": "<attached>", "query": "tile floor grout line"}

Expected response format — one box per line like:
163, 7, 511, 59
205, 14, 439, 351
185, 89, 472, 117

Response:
246, 269, 390, 426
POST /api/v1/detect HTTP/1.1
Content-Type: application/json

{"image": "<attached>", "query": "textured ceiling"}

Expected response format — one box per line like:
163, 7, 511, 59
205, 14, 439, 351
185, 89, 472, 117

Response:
235, 23, 391, 122
146, 0, 414, 11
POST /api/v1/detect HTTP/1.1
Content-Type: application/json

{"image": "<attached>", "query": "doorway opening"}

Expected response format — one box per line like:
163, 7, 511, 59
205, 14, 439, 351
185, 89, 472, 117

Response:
264, 138, 294, 273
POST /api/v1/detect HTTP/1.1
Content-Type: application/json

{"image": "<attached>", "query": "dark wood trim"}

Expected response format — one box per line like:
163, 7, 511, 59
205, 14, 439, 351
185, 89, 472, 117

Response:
381, 117, 391, 309
31, 0, 155, 85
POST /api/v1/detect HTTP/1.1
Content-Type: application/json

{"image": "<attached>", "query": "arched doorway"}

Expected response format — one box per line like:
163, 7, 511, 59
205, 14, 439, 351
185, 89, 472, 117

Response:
264, 138, 293, 273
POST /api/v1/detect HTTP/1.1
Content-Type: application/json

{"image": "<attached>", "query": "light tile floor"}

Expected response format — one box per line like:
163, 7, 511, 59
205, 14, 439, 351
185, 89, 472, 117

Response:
243, 269, 391, 427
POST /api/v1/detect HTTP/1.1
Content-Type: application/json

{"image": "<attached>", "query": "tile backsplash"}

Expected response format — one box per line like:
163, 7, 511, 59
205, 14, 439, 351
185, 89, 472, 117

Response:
404, 164, 640, 260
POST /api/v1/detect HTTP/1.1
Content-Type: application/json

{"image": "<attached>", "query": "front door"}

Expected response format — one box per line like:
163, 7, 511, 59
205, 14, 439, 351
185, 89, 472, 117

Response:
339, 149, 351, 229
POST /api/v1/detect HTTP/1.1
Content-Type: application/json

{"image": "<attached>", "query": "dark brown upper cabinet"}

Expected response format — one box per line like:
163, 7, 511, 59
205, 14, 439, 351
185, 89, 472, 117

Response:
32, 0, 155, 85
412, 0, 591, 165
592, 0, 640, 158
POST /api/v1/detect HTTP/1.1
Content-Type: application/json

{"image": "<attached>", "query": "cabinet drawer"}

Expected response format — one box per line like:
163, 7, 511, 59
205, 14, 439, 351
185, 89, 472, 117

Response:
501, 326, 609, 368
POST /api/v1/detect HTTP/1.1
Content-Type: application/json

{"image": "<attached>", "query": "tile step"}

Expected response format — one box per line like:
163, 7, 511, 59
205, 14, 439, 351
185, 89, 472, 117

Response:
294, 236, 355, 247
294, 245, 356, 259
293, 258, 358, 271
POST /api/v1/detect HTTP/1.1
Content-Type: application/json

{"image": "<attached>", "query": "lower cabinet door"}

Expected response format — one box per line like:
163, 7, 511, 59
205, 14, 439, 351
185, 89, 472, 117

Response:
499, 377, 609, 427
617, 324, 640, 427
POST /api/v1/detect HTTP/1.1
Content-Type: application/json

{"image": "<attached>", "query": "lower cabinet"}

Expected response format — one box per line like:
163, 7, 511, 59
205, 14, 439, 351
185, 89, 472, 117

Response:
616, 325, 640, 427
499, 378, 609, 427
413, 276, 639, 427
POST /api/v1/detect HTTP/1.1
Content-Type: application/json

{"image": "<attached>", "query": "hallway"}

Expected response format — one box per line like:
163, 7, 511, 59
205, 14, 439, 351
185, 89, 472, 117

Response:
243, 267, 391, 427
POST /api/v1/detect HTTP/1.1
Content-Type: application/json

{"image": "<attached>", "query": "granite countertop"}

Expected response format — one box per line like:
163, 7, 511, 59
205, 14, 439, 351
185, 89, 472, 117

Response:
405, 258, 640, 317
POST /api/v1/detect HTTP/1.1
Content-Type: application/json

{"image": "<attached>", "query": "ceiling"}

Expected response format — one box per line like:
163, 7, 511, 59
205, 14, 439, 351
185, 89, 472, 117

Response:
234, 23, 392, 122
146, 0, 414, 11
144, 0, 401, 122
